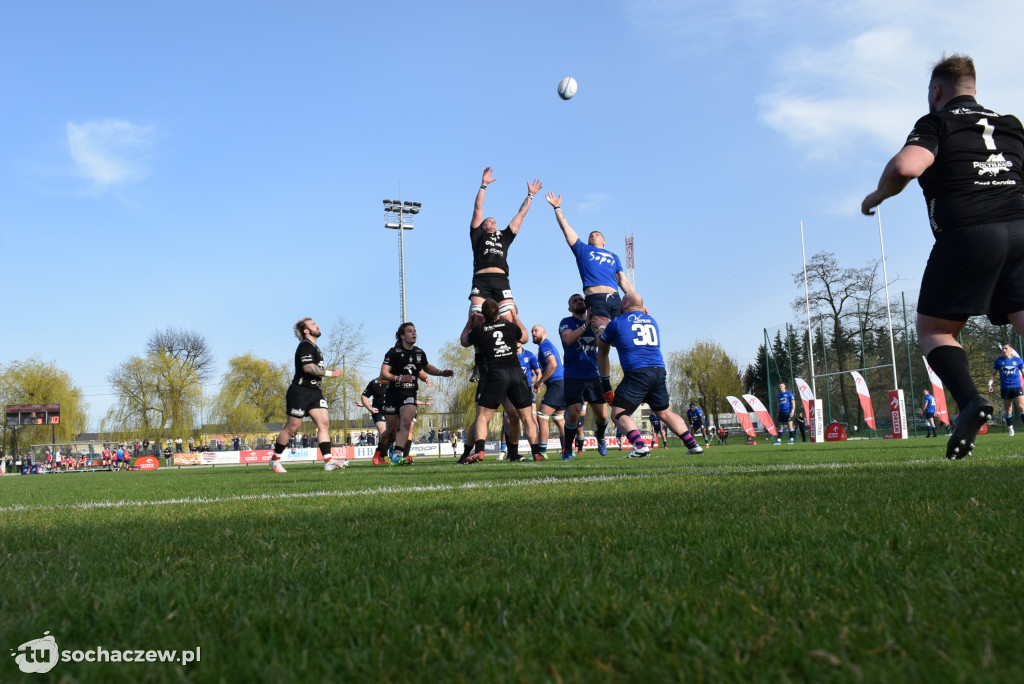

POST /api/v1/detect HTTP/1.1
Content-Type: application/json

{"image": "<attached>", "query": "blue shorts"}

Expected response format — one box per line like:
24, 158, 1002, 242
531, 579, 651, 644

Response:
611, 367, 669, 413
564, 376, 605, 407
540, 379, 566, 410
1000, 386, 1023, 400
585, 292, 621, 319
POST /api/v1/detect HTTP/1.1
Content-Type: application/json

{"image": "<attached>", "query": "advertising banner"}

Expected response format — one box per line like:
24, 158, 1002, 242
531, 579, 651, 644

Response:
726, 396, 756, 437
824, 422, 848, 441
849, 371, 877, 430
742, 394, 778, 437
921, 356, 950, 425
887, 389, 908, 439
134, 456, 159, 470
809, 398, 824, 442
794, 377, 814, 426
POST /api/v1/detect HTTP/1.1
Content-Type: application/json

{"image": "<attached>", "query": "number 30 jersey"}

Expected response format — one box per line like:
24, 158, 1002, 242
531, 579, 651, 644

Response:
599, 312, 664, 372
904, 95, 1024, 234
466, 320, 521, 368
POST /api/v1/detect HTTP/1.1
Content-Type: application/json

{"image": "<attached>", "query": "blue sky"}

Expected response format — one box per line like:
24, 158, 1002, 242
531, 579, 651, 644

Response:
3, 1, 1023, 428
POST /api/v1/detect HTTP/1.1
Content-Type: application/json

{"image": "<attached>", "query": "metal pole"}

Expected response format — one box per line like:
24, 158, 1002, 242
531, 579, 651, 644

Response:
821, 318, 832, 423
875, 208, 899, 389
800, 221, 818, 396
903, 292, 919, 437
398, 187, 407, 323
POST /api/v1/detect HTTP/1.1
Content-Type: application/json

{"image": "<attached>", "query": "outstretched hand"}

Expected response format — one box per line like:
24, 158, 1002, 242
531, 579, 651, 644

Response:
545, 192, 561, 208
482, 167, 497, 186
440, 369, 454, 377
527, 179, 543, 195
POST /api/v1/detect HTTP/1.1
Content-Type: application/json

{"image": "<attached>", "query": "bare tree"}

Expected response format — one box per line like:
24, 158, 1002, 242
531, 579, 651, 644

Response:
146, 327, 215, 382
319, 317, 371, 433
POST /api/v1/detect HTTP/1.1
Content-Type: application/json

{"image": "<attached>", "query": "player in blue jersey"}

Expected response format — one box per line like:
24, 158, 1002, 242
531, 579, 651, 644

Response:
921, 388, 938, 437
596, 293, 704, 458
649, 412, 669, 449
988, 343, 1024, 436
532, 324, 565, 457
545, 192, 636, 326
686, 403, 711, 446
558, 293, 611, 459
773, 383, 796, 445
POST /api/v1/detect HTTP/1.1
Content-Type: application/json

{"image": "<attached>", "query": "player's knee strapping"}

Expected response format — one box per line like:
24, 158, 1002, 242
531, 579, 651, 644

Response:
498, 302, 514, 316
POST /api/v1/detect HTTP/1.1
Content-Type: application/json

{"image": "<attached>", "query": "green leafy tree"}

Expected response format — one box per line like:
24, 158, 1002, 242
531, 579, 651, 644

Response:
214, 353, 290, 432
670, 340, 743, 425
0, 357, 87, 452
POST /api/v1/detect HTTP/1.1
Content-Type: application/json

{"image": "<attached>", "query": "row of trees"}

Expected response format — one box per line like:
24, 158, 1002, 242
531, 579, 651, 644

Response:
743, 251, 1020, 430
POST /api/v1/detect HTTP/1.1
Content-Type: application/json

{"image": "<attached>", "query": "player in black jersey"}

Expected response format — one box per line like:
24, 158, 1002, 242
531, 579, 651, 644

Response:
378, 322, 453, 465
359, 378, 389, 464
270, 317, 343, 473
862, 54, 1024, 460
467, 167, 542, 380
458, 299, 544, 464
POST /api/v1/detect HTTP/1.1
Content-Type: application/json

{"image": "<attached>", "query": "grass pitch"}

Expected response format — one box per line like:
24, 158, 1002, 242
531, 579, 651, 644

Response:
2, 437, 1023, 683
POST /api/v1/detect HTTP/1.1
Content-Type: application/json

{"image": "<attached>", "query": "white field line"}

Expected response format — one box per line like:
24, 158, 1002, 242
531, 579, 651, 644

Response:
1, 454, 1021, 514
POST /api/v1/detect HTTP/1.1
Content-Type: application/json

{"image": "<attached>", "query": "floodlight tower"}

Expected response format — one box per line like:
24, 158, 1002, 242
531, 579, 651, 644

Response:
383, 195, 421, 323
624, 232, 636, 288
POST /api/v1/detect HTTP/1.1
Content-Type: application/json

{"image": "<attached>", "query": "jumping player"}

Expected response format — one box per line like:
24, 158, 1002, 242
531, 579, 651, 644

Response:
468, 168, 542, 378
270, 317, 344, 474
380, 322, 453, 465
988, 343, 1024, 436
596, 292, 704, 457
559, 293, 611, 459
862, 54, 1024, 459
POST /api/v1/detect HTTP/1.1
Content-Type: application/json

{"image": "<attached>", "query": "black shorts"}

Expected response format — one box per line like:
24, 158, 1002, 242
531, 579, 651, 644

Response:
469, 273, 513, 302
611, 367, 669, 413
564, 376, 606, 407
286, 385, 328, 418
540, 379, 567, 410
777, 411, 793, 425
371, 404, 387, 423
918, 219, 1024, 325
383, 388, 417, 415
585, 291, 622, 319
476, 366, 533, 410
924, 411, 936, 420
1000, 386, 1024, 400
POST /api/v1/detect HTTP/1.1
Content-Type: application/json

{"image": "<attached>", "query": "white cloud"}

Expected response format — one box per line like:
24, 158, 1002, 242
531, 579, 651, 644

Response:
66, 119, 158, 191
577, 192, 610, 213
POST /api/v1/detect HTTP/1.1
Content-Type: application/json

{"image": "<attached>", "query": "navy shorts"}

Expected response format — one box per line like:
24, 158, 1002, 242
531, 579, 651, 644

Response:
777, 411, 793, 425
564, 376, 606, 407
1000, 386, 1024, 400
585, 291, 621, 319
540, 379, 566, 410
611, 367, 669, 413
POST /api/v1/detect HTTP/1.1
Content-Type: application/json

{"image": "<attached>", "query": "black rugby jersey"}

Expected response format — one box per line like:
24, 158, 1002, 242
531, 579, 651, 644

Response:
466, 320, 521, 368
383, 344, 428, 394
470, 224, 515, 273
905, 95, 1024, 233
293, 339, 325, 388
361, 379, 388, 409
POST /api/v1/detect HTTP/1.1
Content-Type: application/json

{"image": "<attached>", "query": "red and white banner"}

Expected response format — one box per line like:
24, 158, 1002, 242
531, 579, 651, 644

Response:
794, 377, 814, 425
726, 395, 757, 437
742, 394, 778, 437
849, 371, 877, 430
887, 389, 909, 439
921, 356, 950, 425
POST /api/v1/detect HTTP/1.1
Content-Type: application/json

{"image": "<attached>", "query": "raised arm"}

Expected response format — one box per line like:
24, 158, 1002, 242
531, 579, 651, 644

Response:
508, 179, 542, 234
616, 270, 635, 295
472, 167, 496, 229
545, 192, 580, 247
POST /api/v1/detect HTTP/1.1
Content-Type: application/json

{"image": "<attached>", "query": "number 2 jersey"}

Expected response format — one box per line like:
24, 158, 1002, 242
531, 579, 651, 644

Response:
465, 320, 521, 369
904, 95, 1024, 234
598, 311, 664, 372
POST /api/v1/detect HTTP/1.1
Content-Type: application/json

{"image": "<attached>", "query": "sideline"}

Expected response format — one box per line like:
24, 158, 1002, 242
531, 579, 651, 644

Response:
2, 454, 1021, 514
